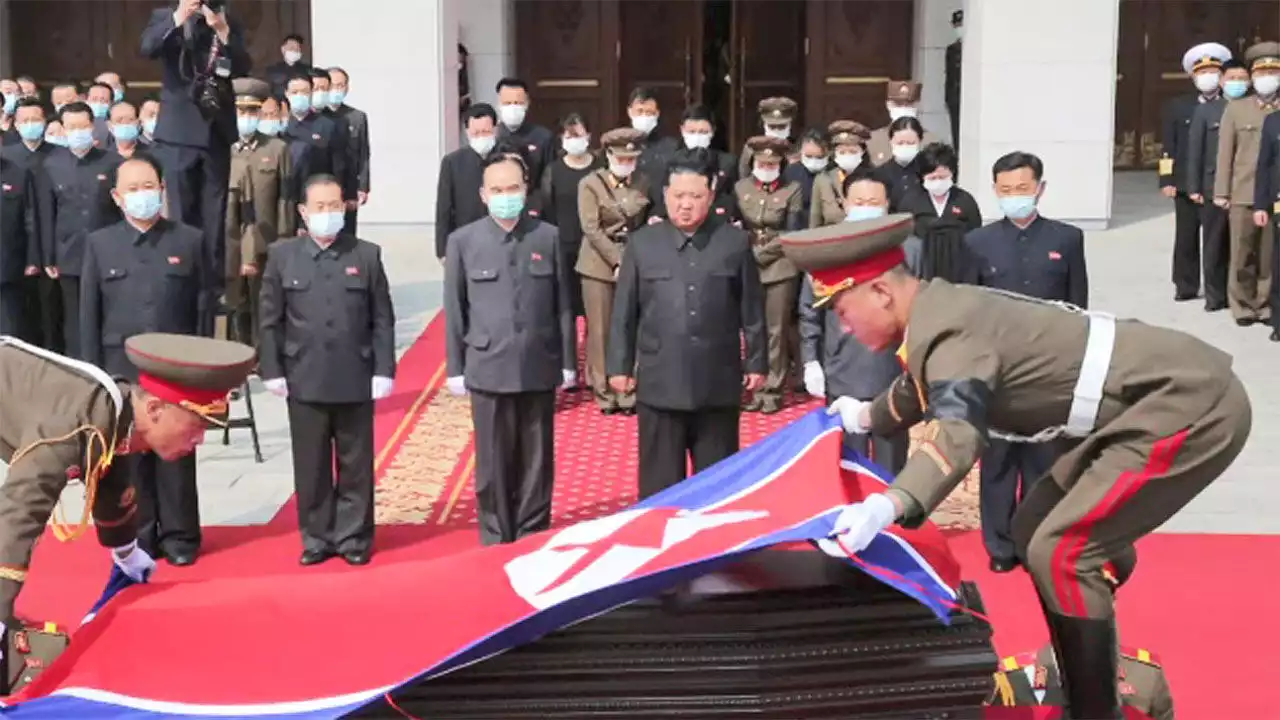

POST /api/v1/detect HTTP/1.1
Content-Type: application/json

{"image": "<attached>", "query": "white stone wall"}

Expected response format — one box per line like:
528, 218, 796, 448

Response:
914, 0, 963, 145
457, 0, 515, 110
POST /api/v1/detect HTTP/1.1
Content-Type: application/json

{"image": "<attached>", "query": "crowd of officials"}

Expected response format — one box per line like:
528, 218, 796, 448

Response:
0, 4, 388, 570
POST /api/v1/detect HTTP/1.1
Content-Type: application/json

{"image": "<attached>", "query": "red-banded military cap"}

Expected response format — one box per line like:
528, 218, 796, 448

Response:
125, 334, 256, 424
780, 213, 913, 307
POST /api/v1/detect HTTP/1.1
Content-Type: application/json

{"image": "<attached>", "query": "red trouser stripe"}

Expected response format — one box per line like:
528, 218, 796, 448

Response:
1050, 429, 1189, 616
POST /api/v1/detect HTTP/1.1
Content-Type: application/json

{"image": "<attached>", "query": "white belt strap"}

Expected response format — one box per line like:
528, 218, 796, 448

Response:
1064, 312, 1116, 438
0, 336, 124, 421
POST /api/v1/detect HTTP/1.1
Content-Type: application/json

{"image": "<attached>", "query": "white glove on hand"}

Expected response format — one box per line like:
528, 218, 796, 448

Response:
112, 541, 156, 583
561, 369, 577, 390
264, 377, 288, 398
827, 396, 871, 434
446, 376, 467, 396
831, 493, 898, 554
371, 376, 394, 400
803, 361, 826, 398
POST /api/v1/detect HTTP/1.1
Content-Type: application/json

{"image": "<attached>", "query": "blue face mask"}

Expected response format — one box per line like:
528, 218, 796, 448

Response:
89, 102, 109, 120
328, 90, 346, 107
305, 211, 345, 238
122, 189, 163, 221
111, 124, 139, 142
142, 118, 157, 136
113, 88, 125, 103
46, 134, 68, 148
65, 128, 94, 152
311, 91, 329, 109
17, 122, 46, 142
845, 205, 887, 223
237, 116, 260, 137
289, 94, 311, 115
488, 193, 526, 221
999, 193, 1039, 221
2, 94, 15, 115
1224, 79, 1250, 100
257, 119, 280, 136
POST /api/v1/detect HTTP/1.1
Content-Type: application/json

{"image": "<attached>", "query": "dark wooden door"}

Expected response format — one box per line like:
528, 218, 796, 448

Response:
1113, 0, 1147, 169
618, 0, 703, 140
233, 1, 313, 79
804, 0, 914, 133
515, 0, 620, 137
8, 0, 108, 91
729, 0, 806, 151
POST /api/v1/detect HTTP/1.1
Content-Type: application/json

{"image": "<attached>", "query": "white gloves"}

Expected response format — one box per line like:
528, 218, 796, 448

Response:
561, 369, 577, 390
827, 396, 871, 434
803, 361, 826, 398
831, 493, 898, 554
371, 376, 394, 400
264, 377, 288, 398
112, 541, 156, 583
446, 376, 467, 396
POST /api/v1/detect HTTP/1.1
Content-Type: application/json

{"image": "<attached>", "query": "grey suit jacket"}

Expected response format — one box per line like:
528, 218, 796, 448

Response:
798, 275, 901, 400
334, 104, 371, 194
1186, 98, 1227, 198
445, 215, 576, 393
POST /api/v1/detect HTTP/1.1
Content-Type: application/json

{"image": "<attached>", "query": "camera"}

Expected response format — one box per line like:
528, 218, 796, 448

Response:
203, 0, 227, 12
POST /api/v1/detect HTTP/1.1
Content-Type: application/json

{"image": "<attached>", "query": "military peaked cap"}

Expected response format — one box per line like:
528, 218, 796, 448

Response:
1181, 43, 1232, 75
1245, 41, 1280, 71
757, 97, 797, 124
827, 120, 871, 146
781, 214, 913, 306
126, 334, 256, 422
886, 80, 922, 104
601, 127, 646, 157
745, 135, 790, 160
233, 78, 271, 108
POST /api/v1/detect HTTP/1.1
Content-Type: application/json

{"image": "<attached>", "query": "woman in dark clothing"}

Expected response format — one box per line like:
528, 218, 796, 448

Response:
875, 116, 927, 209
781, 127, 830, 220
539, 112, 602, 319
898, 143, 981, 284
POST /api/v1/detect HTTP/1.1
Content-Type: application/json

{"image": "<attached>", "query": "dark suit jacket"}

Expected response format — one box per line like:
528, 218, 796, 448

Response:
1186, 98, 1228, 198
1255, 111, 1280, 212
965, 215, 1089, 307
333, 104, 371, 195
139, 8, 252, 149
434, 147, 488, 258
265, 60, 311, 98
0, 157, 42, 284
1160, 93, 1206, 192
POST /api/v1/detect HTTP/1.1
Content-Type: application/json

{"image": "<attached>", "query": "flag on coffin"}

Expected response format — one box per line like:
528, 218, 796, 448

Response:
2, 410, 962, 719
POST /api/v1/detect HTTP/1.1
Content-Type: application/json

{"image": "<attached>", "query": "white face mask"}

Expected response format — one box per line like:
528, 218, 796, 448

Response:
468, 134, 496, 156
562, 135, 589, 156
631, 114, 658, 134
1255, 74, 1280, 97
801, 156, 828, 174
887, 105, 918, 121
923, 176, 954, 197
753, 166, 780, 184
764, 125, 790, 140
499, 104, 527, 129
609, 159, 635, 178
683, 132, 712, 149
1194, 72, 1222, 94
834, 152, 863, 172
283, 49, 302, 65
954, 27, 963, 41
892, 144, 920, 165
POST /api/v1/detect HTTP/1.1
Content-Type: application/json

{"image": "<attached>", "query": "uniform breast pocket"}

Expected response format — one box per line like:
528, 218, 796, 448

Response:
164, 257, 193, 278
255, 161, 279, 179
468, 267, 500, 293
101, 266, 129, 298
344, 271, 368, 292
283, 274, 311, 292
640, 268, 671, 284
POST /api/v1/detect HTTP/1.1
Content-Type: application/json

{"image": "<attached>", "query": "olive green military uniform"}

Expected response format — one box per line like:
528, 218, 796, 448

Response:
225, 78, 294, 348
987, 645, 1175, 720
867, 80, 942, 167
736, 136, 803, 413
781, 214, 1251, 716
810, 121, 872, 228
738, 97, 797, 180
1214, 42, 1280, 323
576, 128, 651, 412
0, 334, 253, 623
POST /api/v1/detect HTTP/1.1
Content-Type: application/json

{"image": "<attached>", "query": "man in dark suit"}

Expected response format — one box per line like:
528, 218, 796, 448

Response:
1159, 43, 1232, 302
283, 73, 348, 232
0, 153, 42, 338
944, 10, 963, 151
80, 155, 210, 566
965, 151, 1088, 574
2, 97, 60, 349
1187, 58, 1250, 313
608, 151, 767, 499
264, 34, 310, 98
259, 174, 395, 567
140, 0, 252, 301
435, 103, 499, 259
444, 154, 576, 545
327, 67, 371, 234
1256, 91, 1280, 341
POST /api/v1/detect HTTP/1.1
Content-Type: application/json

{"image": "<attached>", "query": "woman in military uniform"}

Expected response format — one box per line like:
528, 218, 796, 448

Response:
734, 136, 804, 414
874, 116, 928, 209
810, 120, 871, 228
737, 97, 797, 180
576, 128, 651, 414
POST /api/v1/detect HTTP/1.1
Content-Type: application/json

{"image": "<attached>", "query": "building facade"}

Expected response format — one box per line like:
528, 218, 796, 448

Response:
1, 0, 1275, 229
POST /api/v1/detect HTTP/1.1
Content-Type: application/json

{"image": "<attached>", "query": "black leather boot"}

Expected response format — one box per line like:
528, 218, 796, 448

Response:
1044, 610, 1123, 719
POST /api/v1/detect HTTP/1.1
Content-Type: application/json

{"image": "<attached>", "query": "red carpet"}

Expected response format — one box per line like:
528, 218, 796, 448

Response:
18, 313, 1278, 717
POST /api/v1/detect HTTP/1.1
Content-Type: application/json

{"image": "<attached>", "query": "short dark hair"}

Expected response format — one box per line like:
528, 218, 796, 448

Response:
113, 155, 165, 186
480, 151, 528, 182
991, 151, 1044, 182
495, 77, 528, 94
628, 86, 658, 106
558, 112, 588, 134
327, 66, 349, 81
841, 165, 890, 198
14, 97, 44, 116
798, 126, 830, 151
888, 116, 925, 141
491, 139, 531, 175
52, 81, 79, 93
665, 147, 715, 187
283, 34, 305, 45
917, 142, 958, 176
15, 75, 35, 86
286, 73, 312, 89
680, 104, 715, 126
58, 101, 93, 123
1222, 58, 1247, 72
89, 82, 114, 97
465, 102, 497, 127
303, 173, 341, 197
308, 68, 330, 82
110, 100, 137, 116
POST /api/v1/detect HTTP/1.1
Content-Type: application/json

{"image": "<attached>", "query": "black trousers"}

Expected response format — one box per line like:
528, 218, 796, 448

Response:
979, 438, 1062, 561
1172, 191, 1202, 296
842, 429, 909, 475
32, 275, 63, 352
947, 100, 960, 154
1201, 202, 1230, 308
0, 282, 26, 338
153, 141, 230, 300
344, 207, 359, 237
470, 389, 556, 546
1272, 216, 1280, 331
287, 399, 376, 553
129, 451, 201, 556
58, 276, 80, 358
637, 403, 739, 500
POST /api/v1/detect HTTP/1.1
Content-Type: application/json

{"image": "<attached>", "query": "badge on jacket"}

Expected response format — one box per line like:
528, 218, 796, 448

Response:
530, 252, 543, 262
167, 256, 181, 265
1, 184, 11, 192
1048, 251, 1062, 260
345, 266, 360, 276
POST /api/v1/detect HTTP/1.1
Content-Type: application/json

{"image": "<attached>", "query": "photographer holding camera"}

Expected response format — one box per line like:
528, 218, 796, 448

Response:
141, 0, 251, 302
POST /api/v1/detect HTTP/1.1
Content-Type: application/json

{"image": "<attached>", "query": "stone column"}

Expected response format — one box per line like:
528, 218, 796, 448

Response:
458, 0, 515, 109
914, 0, 964, 145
